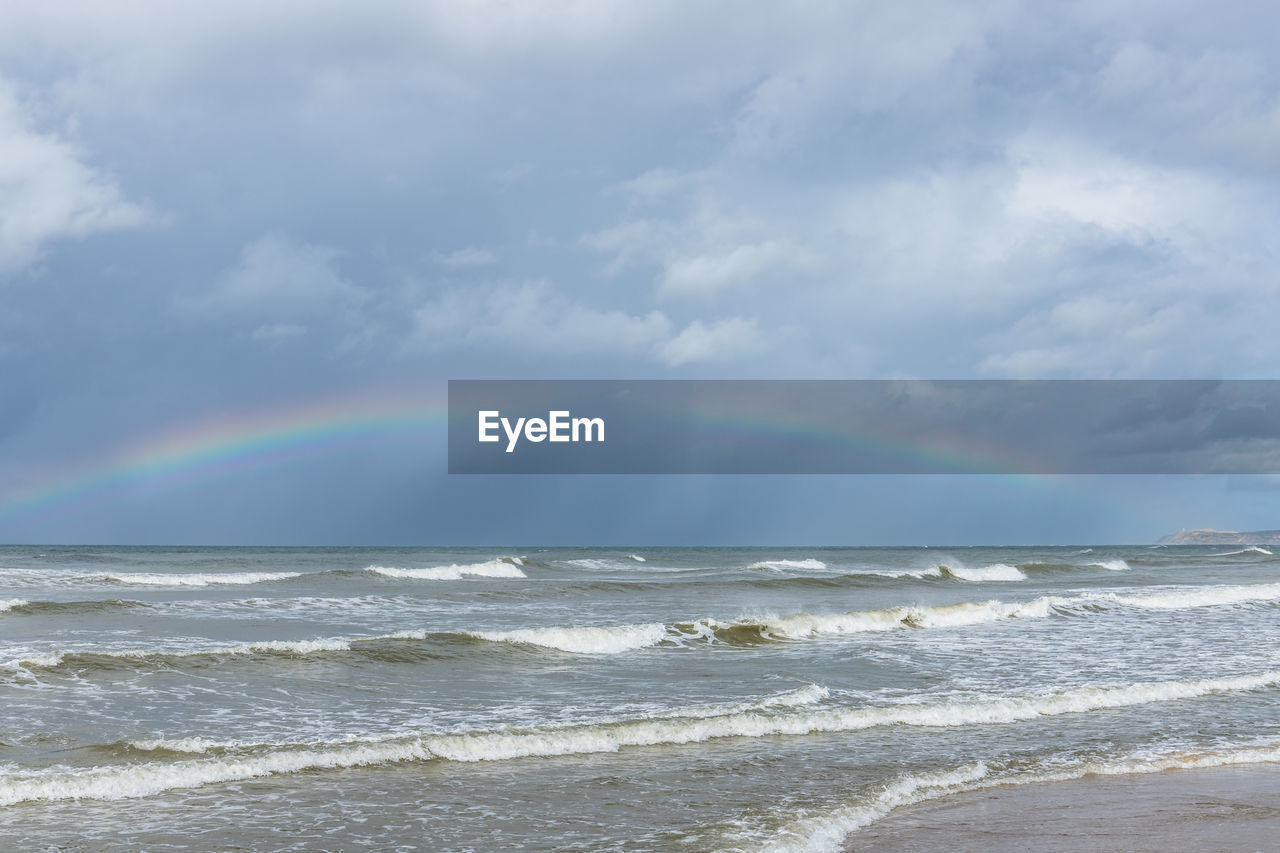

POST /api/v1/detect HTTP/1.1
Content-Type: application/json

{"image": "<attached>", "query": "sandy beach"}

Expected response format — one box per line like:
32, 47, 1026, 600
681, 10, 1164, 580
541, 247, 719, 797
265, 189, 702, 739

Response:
846, 763, 1280, 852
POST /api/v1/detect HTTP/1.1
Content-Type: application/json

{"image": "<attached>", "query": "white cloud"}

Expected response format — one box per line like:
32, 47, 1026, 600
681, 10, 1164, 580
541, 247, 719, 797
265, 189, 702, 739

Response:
725, 3, 990, 157
1089, 39, 1280, 165
660, 239, 815, 297
409, 280, 764, 366
431, 247, 496, 269
657, 316, 760, 366
584, 201, 822, 299
610, 168, 700, 204
251, 322, 307, 342
410, 280, 671, 356
1003, 135, 1239, 242
580, 219, 675, 276
192, 234, 365, 320
0, 79, 150, 271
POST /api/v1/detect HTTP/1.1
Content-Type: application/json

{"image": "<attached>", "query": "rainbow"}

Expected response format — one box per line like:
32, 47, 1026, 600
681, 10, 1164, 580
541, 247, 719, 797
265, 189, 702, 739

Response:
0, 383, 1154, 536
0, 389, 445, 527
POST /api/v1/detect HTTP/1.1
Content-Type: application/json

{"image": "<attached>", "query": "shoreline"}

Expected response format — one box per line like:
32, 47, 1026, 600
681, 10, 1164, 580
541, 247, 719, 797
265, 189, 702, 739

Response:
845, 762, 1280, 852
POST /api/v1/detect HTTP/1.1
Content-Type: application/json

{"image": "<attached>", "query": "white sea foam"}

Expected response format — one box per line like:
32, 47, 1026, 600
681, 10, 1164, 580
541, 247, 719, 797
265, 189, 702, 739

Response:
223, 638, 352, 655
8, 673, 1279, 806
643, 685, 833, 724
760, 740, 1280, 853
0, 740, 440, 806
1104, 582, 1280, 610
162, 595, 439, 619
2, 652, 65, 669
1087, 559, 1130, 571
938, 563, 1026, 582
629, 554, 646, 562
564, 558, 627, 571
94, 637, 349, 662
747, 559, 827, 571
733, 582, 1280, 641
1, 632, 434, 671
22, 580, 1276, 675
123, 686, 835, 757
756, 598, 1053, 638
758, 763, 991, 853
130, 737, 236, 754
740, 683, 828, 710
1209, 546, 1273, 557
850, 566, 944, 579
0, 598, 28, 612
469, 623, 669, 654
365, 560, 526, 580
502, 597, 1057, 650
98, 571, 301, 587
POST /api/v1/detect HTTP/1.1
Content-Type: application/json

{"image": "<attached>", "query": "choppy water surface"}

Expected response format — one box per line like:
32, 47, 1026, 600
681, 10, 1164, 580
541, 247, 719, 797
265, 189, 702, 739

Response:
3, 544, 1280, 850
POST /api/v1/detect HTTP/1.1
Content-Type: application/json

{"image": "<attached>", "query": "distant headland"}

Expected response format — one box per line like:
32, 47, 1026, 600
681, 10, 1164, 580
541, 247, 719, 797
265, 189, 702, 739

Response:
1158, 528, 1280, 545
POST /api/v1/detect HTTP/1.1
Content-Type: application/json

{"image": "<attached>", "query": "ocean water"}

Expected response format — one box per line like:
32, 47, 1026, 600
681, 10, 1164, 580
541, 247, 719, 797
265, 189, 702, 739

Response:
3, 544, 1280, 850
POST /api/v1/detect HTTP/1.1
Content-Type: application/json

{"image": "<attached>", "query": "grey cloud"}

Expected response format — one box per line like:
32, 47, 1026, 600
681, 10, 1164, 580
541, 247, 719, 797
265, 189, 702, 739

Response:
407, 280, 762, 367
183, 235, 365, 322
0, 79, 152, 271
431, 247, 496, 269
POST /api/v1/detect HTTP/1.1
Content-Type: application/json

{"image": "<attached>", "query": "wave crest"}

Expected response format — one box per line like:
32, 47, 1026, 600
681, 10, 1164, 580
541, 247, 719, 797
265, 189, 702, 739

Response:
98, 571, 300, 587
365, 560, 526, 580
7, 672, 1279, 806
937, 563, 1026, 582
468, 623, 669, 654
763, 739, 1280, 852
747, 559, 827, 571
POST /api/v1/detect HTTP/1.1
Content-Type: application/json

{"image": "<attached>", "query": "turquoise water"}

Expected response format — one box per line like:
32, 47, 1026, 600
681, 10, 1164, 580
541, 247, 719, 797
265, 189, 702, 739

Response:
3, 544, 1280, 850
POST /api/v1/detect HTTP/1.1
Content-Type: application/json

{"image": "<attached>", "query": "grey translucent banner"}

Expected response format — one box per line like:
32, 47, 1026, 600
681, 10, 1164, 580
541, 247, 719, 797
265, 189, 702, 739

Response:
447, 380, 1280, 474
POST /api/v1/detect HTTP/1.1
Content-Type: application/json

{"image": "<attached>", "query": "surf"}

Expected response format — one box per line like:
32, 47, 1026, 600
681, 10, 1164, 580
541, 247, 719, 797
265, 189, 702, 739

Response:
6, 671, 1279, 806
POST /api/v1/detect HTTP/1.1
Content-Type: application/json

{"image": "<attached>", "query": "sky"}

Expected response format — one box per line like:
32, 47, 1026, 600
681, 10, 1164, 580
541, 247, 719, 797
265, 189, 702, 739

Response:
1, 0, 1279, 545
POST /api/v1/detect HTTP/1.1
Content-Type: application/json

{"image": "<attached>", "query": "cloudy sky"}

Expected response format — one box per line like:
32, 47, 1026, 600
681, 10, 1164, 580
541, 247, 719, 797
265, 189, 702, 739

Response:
2, 0, 1279, 544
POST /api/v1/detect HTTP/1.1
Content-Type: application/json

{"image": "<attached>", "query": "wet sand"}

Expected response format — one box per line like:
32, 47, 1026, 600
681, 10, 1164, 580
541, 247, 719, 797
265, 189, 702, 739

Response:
846, 764, 1280, 852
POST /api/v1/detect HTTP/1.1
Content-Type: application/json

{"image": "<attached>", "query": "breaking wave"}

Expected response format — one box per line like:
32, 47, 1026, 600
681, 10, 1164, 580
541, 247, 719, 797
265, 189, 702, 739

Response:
937, 563, 1026, 582
1, 598, 143, 616
1087, 559, 1130, 571
760, 737, 1280, 853
758, 763, 992, 852
2, 637, 359, 672
1209, 546, 1273, 557
747, 559, 827, 571
846, 566, 944, 580
4, 672, 1278, 806
690, 599, 1054, 641
468, 623, 669, 654
13, 580, 1280, 677
1105, 582, 1280, 610
469, 581, 1280, 650
365, 560, 526, 580
98, 571, 301, 587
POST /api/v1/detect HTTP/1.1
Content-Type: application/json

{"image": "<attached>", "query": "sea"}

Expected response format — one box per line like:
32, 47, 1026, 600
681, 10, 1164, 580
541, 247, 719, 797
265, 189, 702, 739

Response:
3, 544, 1280, 851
